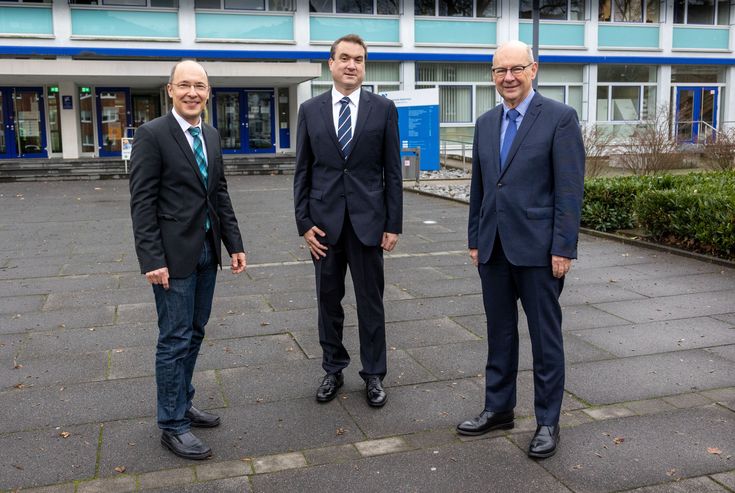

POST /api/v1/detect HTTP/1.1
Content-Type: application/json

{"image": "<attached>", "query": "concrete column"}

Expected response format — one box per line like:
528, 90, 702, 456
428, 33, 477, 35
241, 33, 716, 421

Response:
52, 1, 71, 42
401, 61, 415, 91
586, 64, 598, 123
58, 80, 80, 159
293, 0, 310, 48
658, 65, 672, 115
723, 67, 735, 130
400, 0, 415, 51
179, 0, 196, 49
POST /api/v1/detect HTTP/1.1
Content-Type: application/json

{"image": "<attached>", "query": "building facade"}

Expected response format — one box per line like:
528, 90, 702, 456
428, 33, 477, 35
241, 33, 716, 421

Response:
0, 0, 733, 161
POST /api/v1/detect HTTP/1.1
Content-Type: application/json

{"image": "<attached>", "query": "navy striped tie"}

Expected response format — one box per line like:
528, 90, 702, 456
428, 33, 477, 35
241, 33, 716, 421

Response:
188, 126, 210, 231
337, 97, 352, 158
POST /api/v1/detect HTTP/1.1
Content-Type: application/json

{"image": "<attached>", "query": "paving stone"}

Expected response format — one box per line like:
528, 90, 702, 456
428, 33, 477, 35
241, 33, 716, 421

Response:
662, 393, 715, 408
384, 265, 455, 284
711, 470, 735, 490
0, 423, 99, 490
43, 287, 153, 311
0, 294, 46, 314
622, 399, 677, 416
624, 476, 728, 492
566, 350, 735, 405
583, 406, 636, 420
560, 281, 647, 306
251, 437, 569, 493
386, 317, 479, 348
593, 291, 734, 323
571, 317, 735, 357
14, 483, 76, 493
212, 273, 316, 298
395, 277, 482, 298
302, 443, 361, 466
140, 476, 251, 493
354, 437, 411, 457
618, 271, 735, 298
252, 452, 306, 474
401, 428, 459, 450
559, 409, 596, 428
0, 274, 118, 297
196, 459, 251, 480
525, 406, 735, 492
559, 305, 632, 331
700, 387, 735, 403
705, 345, 735, 362
3, 350, 108, 389
77, 475, 137, 493
116, 294, 272, 325
0, 306, 115, 334
712, 312, 735, 326
624, 257, 724, 278
137, 467, 195, 490
21, 323, 157, 357
205, 307, 325, 340
565, 265, 653, 285
0, 262, 64, 280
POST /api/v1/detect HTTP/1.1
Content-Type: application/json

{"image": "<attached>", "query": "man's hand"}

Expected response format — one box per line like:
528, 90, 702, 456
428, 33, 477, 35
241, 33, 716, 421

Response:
304, 226, 328, 260
469, 248, 479, 267
381, 232, 399, 252
231, 252, 247, 274
145, 266, 170, 290
551, 255, 572, 278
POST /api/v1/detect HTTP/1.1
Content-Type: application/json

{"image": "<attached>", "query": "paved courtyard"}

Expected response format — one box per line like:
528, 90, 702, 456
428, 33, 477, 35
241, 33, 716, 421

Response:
0, 175, 733, 492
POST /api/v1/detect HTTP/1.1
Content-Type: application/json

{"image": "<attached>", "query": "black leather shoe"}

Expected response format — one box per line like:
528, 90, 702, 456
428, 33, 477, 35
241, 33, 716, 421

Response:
316, 372, 344, 402
456, 410, 514, 436
185, 405, 220, 428
161, 430, 212, 460
366, 376, 387, 407
528, 425, 560, 459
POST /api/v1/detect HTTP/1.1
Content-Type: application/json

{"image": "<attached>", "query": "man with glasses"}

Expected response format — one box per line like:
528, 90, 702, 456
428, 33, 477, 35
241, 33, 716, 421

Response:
130, 60, 246, 460
457, 41, 585, 459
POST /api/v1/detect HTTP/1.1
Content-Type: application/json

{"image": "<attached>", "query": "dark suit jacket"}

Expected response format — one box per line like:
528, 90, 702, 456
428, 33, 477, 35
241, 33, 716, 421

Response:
130, 112, 244, 278
294, 90, 402, 246
468, 93, 585, 266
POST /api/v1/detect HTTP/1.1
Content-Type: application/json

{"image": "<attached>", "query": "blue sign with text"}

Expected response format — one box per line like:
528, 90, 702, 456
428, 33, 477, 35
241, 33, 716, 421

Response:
381, 89, 440, 171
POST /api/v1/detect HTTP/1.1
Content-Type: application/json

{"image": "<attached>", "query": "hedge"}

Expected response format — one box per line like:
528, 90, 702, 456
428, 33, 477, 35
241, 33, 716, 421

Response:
582, 171, 735, 260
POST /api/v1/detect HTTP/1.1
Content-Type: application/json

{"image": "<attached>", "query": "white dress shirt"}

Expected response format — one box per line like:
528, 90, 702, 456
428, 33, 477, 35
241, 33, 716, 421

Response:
331, 86, 360, 137
172, 108, 207, 166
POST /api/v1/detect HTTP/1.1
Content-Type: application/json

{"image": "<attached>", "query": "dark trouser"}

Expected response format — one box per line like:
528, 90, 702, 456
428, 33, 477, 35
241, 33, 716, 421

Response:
478, 235, 565, 426
313, 214, 387, 380
152, 237, 217, 433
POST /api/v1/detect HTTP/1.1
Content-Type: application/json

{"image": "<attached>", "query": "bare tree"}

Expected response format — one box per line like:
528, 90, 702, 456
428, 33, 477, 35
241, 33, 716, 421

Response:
616, 104, 682, 175
581, 122, 613, 178
701, 126, 735, 171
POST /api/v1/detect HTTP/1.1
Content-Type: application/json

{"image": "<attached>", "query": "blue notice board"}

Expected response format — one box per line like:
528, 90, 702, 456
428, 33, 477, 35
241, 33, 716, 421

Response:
381, 88, 440, 171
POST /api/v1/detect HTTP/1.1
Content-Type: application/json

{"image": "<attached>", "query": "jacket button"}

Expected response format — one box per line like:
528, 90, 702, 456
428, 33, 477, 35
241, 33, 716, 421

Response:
497, 183, 503, 188
343, 168, 349, 173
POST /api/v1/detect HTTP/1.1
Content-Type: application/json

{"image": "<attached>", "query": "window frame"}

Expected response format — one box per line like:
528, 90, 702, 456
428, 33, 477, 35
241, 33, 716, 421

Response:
309, 0, 400, 15
598, 0, 660, 23
674, 0, 729, 25
596, 83, 656, 122
194, 0, 295, 11
519, 0, 585, 21
414, 0, 498, 18
68, 0, 179, 7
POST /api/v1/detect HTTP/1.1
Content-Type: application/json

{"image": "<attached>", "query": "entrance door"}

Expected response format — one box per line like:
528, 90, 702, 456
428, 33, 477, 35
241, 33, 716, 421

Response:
212, 89, 275, 154
96, 88, 131, 157
0, 87, 47, 159
675, 86, 718, 144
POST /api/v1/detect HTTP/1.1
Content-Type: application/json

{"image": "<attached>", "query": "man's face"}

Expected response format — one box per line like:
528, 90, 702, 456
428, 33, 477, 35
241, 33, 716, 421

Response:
328, 41, 366, 95
492, 45, 537, 108
167, 61, 210, 125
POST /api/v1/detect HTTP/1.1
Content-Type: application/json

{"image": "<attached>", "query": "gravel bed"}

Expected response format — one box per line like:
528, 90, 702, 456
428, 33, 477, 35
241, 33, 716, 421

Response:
412, 168, 471, 202
419, 169, 471, 180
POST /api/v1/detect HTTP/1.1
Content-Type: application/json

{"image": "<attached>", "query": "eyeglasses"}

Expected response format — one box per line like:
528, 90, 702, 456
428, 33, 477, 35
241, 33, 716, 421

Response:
491, 63, 533, 78
172, 82, 209, 92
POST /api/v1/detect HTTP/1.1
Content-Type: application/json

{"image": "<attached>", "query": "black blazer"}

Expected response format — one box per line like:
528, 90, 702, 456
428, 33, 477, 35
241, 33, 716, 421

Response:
468, 93, 585, 266
130, 112, 244, 278
294, 90, 402, 246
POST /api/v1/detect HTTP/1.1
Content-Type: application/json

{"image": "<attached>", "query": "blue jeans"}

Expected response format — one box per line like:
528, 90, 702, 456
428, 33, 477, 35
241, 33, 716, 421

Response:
152, 239, 217, 434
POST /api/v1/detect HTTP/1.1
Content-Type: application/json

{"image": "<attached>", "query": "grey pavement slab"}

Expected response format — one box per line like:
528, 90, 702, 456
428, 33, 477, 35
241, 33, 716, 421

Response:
523, 405, 735, 493
394, 277, 482, 297
141, 476, 251, 493
251, 437, 570, 493
560, 281, 648, 306
566, 349, 735, 405
705, 344, 735, 362
713, 312, 735, 326
617, 271, 735, 298
711, 471, 735, 490
593, 290, 734, 323
0, 305, 115, 334
43, 287, 153, 311
0, 294, 46, 314
383, 294, 485, 323
116, 294, 272, 325
0, 423, 99, 490
21, 323, 157, 357
0, 274, 116, 297
624, 257, 725, 278
571, 317, 735, 357
4, 350, 109, 389
621, 477, 729, 493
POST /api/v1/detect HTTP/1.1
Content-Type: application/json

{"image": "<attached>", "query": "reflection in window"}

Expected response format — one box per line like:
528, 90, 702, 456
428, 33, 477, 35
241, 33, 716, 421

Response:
599, 0, 659, 22
310, 0, 397, 13
195, 0, 293, 10
520, 0, 585, 20
440, 86, 472, 123
70, 0, 179, 5
416, 0, 497, 17
674, 0, 730, 25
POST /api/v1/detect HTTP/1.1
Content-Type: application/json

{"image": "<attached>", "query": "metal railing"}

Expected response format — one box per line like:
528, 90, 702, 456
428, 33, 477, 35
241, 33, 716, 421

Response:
440, 138, 474, 167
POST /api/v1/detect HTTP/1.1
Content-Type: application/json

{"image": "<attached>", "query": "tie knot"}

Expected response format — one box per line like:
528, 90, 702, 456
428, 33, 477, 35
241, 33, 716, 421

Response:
506, 109, 520, 121
340, 97, 350, 106
188, 126, 201, 137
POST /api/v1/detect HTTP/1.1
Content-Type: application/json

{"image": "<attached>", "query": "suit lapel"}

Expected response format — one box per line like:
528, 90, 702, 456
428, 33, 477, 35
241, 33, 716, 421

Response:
348, 90, 372, 158
485, 106, 502, 182
500, 94, 543, 178
167, 113, 207, 192
202, 124, 218, 193
319, 93, 342, 156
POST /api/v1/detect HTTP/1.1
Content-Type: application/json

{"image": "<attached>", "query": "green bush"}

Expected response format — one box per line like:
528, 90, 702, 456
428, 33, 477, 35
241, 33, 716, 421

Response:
583, 171, 735, 259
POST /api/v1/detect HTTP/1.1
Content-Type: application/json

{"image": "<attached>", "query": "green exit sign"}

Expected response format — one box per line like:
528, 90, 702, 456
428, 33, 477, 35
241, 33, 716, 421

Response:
49, 86, 59, 93
80, 87, 91, 93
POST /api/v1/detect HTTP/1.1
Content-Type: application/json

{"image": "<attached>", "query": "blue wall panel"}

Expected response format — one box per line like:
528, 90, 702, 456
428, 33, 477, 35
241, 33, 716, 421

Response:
598, 24, 659, 49
415, 19, 496, 45
519, 22, 585, 47
71, 9, 178, 38
673, 27, 729, 50
0, 6, 53, 35
310, 16, 399, 43
197, 13, 293, 41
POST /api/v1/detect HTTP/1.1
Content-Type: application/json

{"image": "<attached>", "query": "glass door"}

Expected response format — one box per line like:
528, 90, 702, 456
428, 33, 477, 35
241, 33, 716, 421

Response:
245, 91, 275, 153
213, 90, 243, 154
96, 88, 131, 157
14, 88, 47, 158
0, 88, 15, 158
675, 86, 718, 144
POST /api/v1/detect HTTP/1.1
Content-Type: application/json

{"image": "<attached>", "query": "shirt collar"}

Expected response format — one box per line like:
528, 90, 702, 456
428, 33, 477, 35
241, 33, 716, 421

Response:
332, 86, 361, 107
502, 89, 535, 118
172, 108, 201, 133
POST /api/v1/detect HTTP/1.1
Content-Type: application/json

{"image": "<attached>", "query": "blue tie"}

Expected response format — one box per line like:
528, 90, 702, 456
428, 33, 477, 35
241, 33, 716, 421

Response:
337, 97, 352, 158
188, 126, 210, 231
499, 108, 520, 171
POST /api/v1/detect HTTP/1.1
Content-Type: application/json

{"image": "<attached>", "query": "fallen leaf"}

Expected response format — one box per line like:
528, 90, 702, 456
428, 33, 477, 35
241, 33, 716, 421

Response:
260, 321, 270, 326
707, 447, 722, 455
114, 466, 126, 473
336, 427, 346, 436
13, 383, 24, 389
572, 464, 583, 470
666, 468, 677, 477
59, 431, 71, 438
613, 436, 625, 445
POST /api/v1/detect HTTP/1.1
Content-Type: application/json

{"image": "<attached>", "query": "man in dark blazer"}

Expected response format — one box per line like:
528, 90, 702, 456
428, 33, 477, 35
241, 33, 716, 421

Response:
130, 60, 246, 460
457, 41, 585, 459
294, 34, 402, 408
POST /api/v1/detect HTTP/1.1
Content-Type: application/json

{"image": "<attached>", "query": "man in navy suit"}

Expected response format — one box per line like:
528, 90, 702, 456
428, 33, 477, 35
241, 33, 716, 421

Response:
130, 60, 246, 460
294, 34, 402, 408
456, 41, 585, 458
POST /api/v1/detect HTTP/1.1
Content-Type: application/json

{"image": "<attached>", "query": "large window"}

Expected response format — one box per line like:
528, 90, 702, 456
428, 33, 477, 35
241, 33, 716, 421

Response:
537, 64, 583, 117
311, 62, 400, 97
195, 0, 294, 10
520, 0, 585, 20
415, 0, 497, 17
310, 0, 398, 14
70, 0, 178, 6
597, 65, 657, 122
674, 0, 730, 25
599, 0, 659, 22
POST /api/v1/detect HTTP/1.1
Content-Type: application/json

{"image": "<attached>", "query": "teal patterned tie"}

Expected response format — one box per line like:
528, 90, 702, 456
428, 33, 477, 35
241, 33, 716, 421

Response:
188, 126, 210, 231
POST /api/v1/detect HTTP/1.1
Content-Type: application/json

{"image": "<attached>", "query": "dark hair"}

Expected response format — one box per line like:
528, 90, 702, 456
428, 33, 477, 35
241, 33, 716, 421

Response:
329, 34, 368, 60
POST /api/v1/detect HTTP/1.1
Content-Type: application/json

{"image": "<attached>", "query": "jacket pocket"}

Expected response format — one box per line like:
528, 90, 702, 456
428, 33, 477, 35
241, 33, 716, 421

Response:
157, 213, 178, 222
309, 189, 323, 200
526, 207, 553, 219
